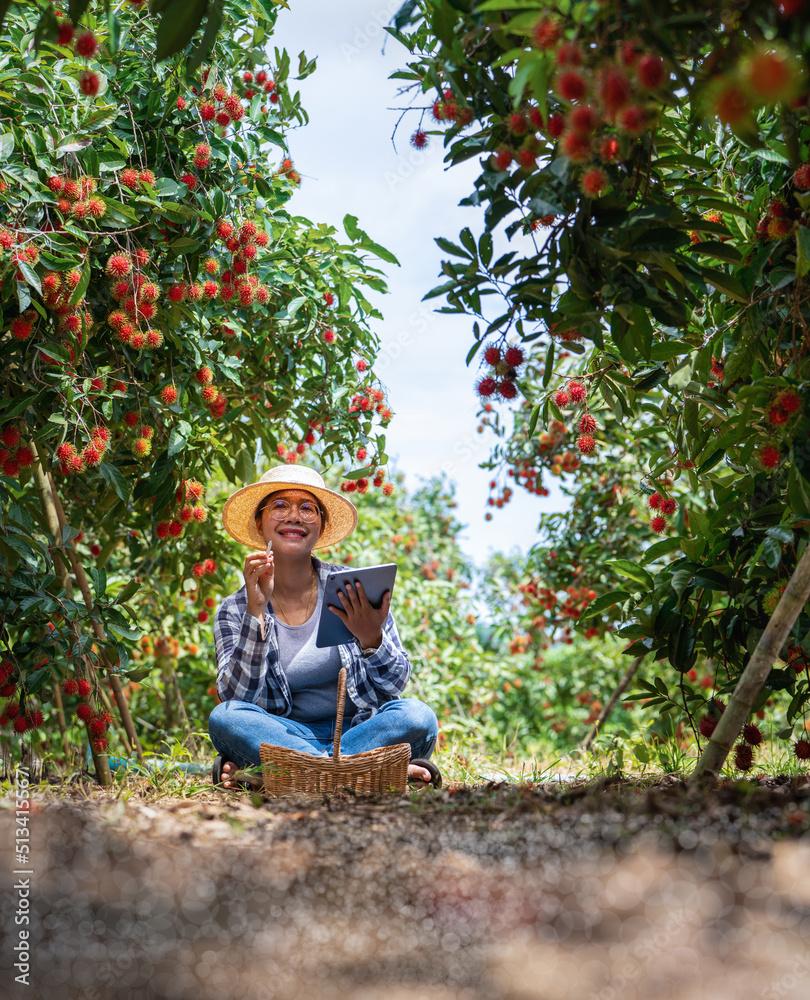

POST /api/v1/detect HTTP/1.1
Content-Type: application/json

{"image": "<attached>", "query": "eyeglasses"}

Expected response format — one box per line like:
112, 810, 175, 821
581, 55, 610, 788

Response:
265, 499, 322, 522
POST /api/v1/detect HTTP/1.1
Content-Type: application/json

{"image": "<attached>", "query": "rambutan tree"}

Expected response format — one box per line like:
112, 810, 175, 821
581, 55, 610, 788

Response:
391, 0, 810, 776
0, 2, 400, 780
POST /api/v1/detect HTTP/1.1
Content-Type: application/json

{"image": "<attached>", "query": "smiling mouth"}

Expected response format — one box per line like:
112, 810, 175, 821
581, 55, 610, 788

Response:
278, 529, 306, 537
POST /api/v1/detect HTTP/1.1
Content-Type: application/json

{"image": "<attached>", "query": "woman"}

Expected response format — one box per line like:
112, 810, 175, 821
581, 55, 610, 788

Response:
209, 464, 440, 789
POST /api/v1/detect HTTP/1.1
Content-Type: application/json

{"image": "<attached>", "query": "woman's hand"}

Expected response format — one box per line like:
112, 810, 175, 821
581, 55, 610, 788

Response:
244, 549, 274, 621
328, 581, 389, 650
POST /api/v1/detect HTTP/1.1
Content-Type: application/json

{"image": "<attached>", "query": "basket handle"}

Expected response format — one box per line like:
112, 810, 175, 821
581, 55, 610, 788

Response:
333, 667, 348, 761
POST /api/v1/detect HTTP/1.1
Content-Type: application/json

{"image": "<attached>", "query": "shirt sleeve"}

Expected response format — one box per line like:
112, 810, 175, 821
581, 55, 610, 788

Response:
356, 609, 411, 700
213, 590, 291, 714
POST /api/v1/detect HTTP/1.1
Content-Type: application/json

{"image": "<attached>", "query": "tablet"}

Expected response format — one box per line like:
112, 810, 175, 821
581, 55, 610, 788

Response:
315, 563, 398, 648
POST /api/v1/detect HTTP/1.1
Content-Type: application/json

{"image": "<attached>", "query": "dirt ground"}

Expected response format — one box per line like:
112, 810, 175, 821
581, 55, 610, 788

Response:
2, 775, 810, 1000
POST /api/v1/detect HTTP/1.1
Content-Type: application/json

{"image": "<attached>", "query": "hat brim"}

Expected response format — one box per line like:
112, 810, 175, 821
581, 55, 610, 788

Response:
221, 479, 357, 550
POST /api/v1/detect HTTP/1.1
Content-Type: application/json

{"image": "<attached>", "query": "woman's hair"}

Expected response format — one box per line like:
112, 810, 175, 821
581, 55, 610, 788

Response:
254, 490, 328, 535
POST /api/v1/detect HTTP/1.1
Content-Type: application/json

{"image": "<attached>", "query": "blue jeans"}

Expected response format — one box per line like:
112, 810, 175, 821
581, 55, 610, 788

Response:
208, 698, 438, 769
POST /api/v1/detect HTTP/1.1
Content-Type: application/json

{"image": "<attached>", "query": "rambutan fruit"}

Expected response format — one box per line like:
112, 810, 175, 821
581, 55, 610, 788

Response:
759, 444, 781, 469
581, 167, 608, 196
76, 703, 93, 722
532, 18, 560, 50
76, 678, 91, 697
576, 434, 596, 455
637, 54, 665, 90
504, 346, 524, 367
216, 220, 233, 240
160, 385, 178, 406
47, 175, 64, 193
145, 329, 163, 349
554, 390, 570, 407
79, 71, 100, 97
712, 81, 751, 127
83, 444, 100, 467
567, 381, 586, 403
734, 742, 754, 771
156, 521, 170, 539
560, 130, 592, 162
87, 197, 106, 218
617, 106, 647, 135
200, 102, 215, 121
57, 22, 74, 46
133, 437, 151, 458
650, 515, 668, 533
744, 46, 801, 103
743, 723, 763, 746
201, 385, 218, 403
498, 379, 518, 400
794, 164, 810, 191
477, 377, 497, 398
89, 717, 107, 737
569, 105, 599, 135
492, 147, 513, 171
578, 414, 597, 434
56, 442, 75, 462
195, 366, 214, 385
600, 137, 621, 162
13, 716, 28, 734
105, 253, 132, 278
62, 679, 79, 697
10, 314, 34, 340
794, 739, 810, 761
193, 143, 211, 169
556, 43, 583, 67
599, 67, 632, 116
91, 738, 108, 752
557, 70, 587, 102
130, 332, 145, 350
660, 497, 677, 517
192, 505, 207, 523
1, 426, 19, 448
75, 32, 98, 57
699, 715, 717, 738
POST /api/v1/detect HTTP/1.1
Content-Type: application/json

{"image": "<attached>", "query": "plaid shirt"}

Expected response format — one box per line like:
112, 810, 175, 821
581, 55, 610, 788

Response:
214, 557, 411, 724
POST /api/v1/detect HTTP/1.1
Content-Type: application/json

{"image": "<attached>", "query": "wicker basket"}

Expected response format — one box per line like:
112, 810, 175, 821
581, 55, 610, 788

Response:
259, 667, 410, 795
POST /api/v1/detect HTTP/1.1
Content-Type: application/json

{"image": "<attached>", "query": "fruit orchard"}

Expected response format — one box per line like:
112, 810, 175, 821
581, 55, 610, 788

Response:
391, 0, 810, 774
0, 1, 405, 780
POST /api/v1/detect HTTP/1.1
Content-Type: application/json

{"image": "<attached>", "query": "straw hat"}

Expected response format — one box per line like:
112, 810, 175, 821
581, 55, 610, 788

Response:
221, 465, 357, 551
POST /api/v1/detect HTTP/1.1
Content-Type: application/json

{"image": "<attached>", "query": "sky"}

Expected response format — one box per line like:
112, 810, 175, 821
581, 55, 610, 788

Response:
271, 0, 571, 565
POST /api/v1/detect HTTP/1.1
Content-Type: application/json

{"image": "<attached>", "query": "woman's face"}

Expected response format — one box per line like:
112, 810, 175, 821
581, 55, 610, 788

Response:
257, 489, 323, 555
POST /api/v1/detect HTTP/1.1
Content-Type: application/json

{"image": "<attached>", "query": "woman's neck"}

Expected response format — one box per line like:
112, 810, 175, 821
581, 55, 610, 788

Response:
272, 553, 317, 598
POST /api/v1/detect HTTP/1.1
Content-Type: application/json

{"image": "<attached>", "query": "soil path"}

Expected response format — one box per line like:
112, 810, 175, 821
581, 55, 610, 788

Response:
2, 776, 810, 999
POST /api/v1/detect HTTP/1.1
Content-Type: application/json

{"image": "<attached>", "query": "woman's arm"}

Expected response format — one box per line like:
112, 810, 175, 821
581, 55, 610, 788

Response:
214, 590, 290, 712
355, 609, 411, 700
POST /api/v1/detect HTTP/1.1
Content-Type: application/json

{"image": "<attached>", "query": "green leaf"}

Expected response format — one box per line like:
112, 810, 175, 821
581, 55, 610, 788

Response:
580, 590, 630, 619
527, 404, 540, 437
762, 536, 782, 569
605, 560, 654, 590
155, 0, 208, 61
796, 227, 810, 280
98, 463, 130, 503
186, 0, 224, 77
0, 130, 13, 161
435, 236, 471, 258
68, 257, 91, 307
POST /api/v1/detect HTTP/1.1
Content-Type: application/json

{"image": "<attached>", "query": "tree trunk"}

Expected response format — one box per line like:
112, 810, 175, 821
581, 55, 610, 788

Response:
52, 682, 70, 759
581, 654, 645, 753
31, 446, 112, 787
48, 473, 143, 759
691, 543, 810, 787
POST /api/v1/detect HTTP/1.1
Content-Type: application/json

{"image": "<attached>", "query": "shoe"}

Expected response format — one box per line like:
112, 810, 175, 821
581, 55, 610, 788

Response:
408, 758, 442, 788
